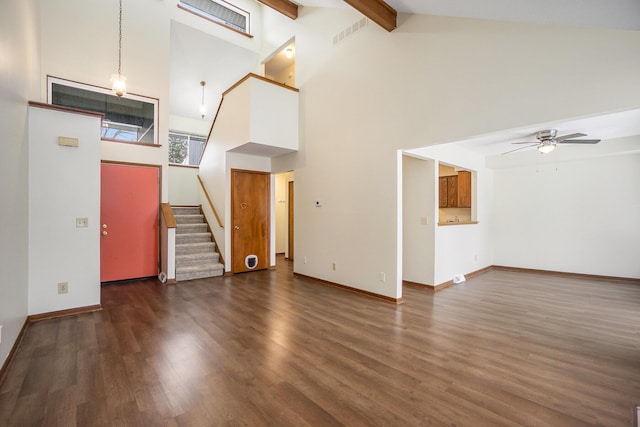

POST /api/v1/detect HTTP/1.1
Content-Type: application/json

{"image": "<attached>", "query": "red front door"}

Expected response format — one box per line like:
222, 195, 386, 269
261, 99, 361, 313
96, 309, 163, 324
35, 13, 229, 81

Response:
100, 163, 159, 282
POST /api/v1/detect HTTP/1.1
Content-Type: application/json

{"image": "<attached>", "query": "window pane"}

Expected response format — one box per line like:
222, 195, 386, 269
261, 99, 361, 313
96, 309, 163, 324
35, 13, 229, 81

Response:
49, 79, 157, 144
180, 0, 249, 33
169, 134, 189, 164
169, 131, 207, 166
188, 136, 206, 165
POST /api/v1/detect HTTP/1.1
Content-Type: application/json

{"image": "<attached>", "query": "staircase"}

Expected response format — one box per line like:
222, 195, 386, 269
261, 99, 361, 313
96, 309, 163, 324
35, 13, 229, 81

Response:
172, 206, 224, 281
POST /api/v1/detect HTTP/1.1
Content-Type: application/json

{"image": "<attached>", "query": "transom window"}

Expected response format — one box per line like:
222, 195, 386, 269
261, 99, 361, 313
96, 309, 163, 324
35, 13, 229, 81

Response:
48, 76, 159, 145
179, 0, 250, 34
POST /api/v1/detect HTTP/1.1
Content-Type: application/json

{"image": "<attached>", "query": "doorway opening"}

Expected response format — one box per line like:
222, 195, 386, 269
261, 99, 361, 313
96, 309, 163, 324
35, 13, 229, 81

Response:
264, 38, 296, 87
275, 171, 294, 263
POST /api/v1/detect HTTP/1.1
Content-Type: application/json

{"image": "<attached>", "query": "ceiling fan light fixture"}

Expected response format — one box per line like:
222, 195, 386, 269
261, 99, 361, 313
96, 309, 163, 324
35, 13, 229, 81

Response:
538, 142, 556, 154
285, 47, 294, 59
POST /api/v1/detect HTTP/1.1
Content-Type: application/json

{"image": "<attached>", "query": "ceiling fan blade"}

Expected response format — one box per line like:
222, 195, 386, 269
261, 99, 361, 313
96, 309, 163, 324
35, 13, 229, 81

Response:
556, 132, 586, 142
501, 144, 538, 155
511, 141, 537, 145
558, 139, 601, 144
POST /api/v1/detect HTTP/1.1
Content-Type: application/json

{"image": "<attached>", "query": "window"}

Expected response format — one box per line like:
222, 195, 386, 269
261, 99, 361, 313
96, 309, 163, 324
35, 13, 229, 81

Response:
48, 76, 159, 145
169, 130, 207, 166
179, 0, 250, 34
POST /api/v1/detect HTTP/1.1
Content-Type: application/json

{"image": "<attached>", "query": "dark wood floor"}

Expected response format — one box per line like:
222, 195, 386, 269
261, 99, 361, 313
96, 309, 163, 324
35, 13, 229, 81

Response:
1, 258, 639, 426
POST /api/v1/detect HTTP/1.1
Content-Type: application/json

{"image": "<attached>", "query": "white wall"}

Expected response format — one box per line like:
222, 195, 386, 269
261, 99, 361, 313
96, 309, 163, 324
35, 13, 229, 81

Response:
402, 155, 436, 285
268, 63, 296, 87
249, 78, 299, 151
169, 114, 211, 137
492, 152, 640, 278
168, 166, 200, 206
269, 8, 640, 298
39, 0, 171, 201
28, 106, 101, 314
0, 0, 39, 368
408, 144, 494, 285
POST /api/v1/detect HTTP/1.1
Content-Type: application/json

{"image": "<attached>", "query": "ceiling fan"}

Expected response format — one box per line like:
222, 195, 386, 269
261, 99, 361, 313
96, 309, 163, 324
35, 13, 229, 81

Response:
502, 129, 601, 155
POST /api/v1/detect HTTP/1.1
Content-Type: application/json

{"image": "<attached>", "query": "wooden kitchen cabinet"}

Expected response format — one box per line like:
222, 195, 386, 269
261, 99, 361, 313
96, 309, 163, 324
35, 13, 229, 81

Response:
439, 171, 471, 208
438, 176, 449, 208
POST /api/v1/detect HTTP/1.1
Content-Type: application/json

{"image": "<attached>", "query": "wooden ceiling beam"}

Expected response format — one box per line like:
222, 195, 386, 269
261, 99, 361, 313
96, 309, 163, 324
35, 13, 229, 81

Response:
343, 0, 397, 32
256, 0, 298, 20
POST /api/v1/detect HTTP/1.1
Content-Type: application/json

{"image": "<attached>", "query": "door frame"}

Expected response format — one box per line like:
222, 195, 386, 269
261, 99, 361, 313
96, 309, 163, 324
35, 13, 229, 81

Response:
101, 160, 162, 281
287, 180, 294, 261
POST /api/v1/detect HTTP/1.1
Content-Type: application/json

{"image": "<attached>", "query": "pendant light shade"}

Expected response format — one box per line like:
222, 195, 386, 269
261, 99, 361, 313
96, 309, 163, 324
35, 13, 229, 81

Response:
112, 0, 127, 97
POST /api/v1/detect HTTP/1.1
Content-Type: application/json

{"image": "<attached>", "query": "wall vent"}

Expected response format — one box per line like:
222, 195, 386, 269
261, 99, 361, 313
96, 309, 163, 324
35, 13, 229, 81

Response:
333, 18, 368, 46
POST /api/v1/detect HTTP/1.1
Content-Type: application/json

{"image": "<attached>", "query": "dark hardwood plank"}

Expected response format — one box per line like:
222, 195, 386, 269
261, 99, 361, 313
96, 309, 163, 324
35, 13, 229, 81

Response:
1, 257, 639, 426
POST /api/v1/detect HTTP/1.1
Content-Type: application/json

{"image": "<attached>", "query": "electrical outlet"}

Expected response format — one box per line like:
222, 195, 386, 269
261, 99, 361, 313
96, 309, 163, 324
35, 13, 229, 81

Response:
0, 325, 3, 345
76, 217, 88, 228
474, 254, 478, 261
304, 256, 308, 264
379, 272, 386, 282
332, 262, 336, 271
58, 282, 69, 294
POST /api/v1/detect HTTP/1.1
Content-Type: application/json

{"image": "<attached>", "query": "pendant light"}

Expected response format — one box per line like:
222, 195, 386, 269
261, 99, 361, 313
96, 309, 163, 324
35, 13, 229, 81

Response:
111, 0, 127, 97
200, 81, 207, 118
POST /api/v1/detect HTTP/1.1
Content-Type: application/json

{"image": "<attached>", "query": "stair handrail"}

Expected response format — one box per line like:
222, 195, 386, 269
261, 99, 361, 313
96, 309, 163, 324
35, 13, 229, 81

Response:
197, 174, 223, 228
160, 203, 176, 228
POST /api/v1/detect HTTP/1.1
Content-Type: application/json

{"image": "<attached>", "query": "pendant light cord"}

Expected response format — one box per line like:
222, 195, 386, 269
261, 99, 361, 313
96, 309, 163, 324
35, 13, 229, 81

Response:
118, 0, 123, 76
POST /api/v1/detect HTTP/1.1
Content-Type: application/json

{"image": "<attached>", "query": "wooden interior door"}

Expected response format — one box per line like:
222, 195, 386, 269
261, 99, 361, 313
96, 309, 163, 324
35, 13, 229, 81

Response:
101, 163, 159, 282
231, 169, 270, 273
288, 180, 294, 261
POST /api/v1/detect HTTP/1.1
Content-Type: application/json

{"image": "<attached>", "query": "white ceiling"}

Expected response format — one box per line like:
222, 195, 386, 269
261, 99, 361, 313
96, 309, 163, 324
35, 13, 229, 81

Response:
448, 108, 640, 165
169, 0, 640, 158
295, 0, 640, 31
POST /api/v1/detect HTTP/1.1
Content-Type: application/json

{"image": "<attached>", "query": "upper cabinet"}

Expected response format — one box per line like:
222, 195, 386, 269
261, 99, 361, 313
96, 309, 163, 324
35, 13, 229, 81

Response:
439, 171, 471, 208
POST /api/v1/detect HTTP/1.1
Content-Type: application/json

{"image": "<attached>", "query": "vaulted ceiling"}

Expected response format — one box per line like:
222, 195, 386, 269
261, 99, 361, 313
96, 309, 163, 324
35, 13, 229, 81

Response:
170, 0, 640, 161
294, 0, 640, 31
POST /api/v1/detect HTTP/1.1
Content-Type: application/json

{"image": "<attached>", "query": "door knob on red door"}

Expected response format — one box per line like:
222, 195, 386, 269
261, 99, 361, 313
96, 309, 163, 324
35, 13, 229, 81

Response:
102, 230, 108, 236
